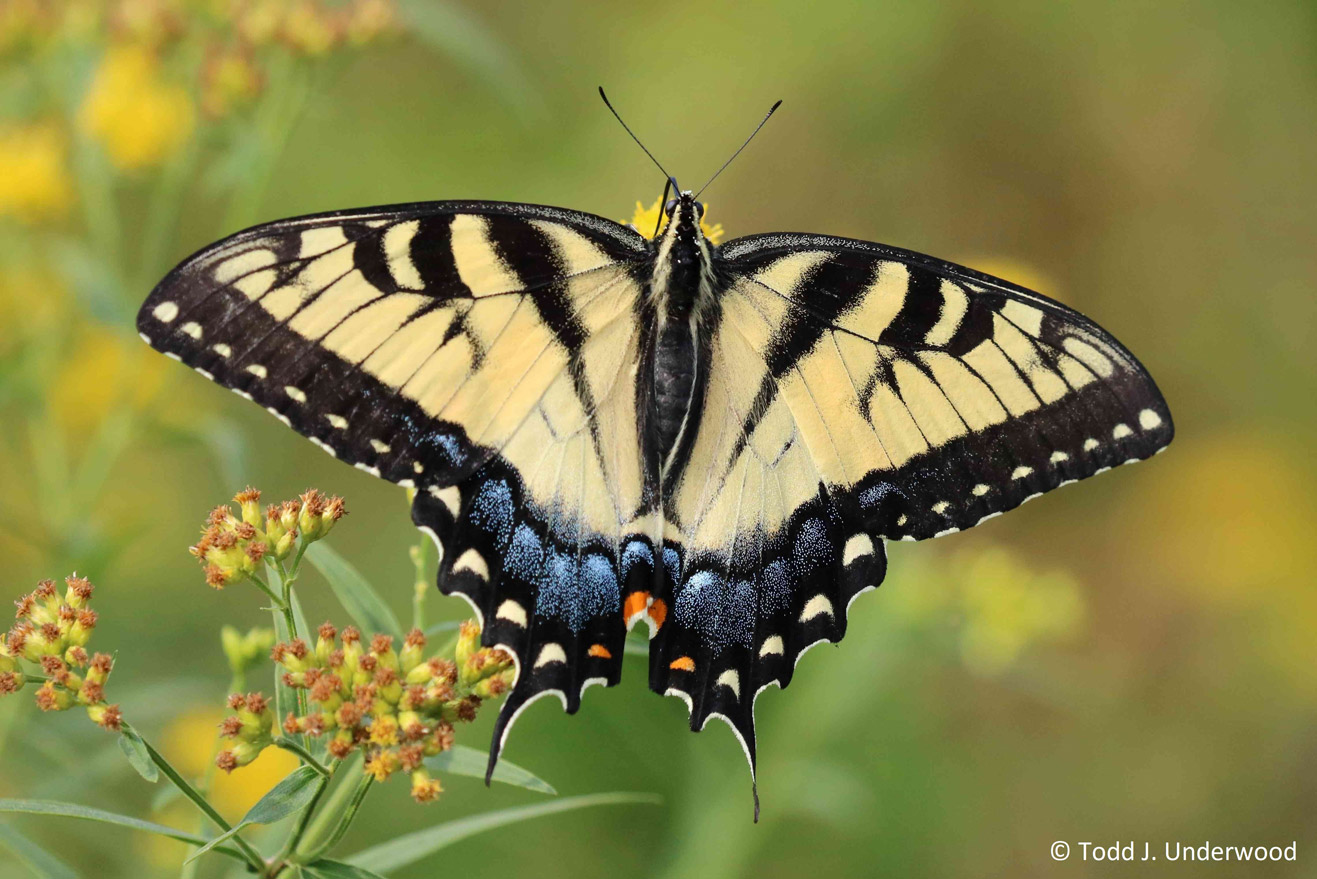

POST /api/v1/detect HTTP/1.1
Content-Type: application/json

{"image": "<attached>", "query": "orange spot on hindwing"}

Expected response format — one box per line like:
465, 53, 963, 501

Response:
669, 656, 695, 672
624, 591, 649, 622
587, 643, 612, 659
648, 598, 668, 630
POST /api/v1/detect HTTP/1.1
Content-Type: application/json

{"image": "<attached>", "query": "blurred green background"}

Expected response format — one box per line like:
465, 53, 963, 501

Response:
2, 1, 1315, 877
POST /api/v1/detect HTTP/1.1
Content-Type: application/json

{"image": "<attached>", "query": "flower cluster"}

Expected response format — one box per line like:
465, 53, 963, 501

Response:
190, 487, 345, 588
215, 691, 276, 772
2, 576, 122, 731
268, 621, 514, 802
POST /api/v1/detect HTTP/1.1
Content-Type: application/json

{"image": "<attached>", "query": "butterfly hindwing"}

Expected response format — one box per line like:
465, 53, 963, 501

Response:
651, 232, 1172, 771
137, 201, 664, 770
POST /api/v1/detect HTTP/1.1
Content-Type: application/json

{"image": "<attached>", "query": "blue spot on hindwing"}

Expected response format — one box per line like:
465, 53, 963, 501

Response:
535, 547, 619, 631
469, 479, 514, 549
662, 547, 682, 586
675, 570, 755, 651
620, 539, 653, 578
792, 517, 833, 575
505, 523, 542, 581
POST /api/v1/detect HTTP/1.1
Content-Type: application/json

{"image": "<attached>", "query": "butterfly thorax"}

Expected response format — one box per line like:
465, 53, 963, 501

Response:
648, 194, 716, 482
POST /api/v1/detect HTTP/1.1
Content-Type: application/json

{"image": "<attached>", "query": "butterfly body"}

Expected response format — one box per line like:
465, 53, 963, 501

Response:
138, 190, 1172, 806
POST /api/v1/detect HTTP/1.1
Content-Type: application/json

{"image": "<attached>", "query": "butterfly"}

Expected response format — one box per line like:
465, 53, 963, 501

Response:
137, 102, 1172, 816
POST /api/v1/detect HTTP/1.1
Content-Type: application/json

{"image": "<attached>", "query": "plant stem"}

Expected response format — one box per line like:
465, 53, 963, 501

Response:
290, 756, 364, 863
245, 573, 286, 609
295, 773, 373, 864
133, 729, 267, 873
274, 738, 331, 777
270, 757, 338, 875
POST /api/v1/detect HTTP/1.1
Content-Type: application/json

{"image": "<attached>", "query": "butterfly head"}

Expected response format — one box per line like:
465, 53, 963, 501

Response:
662, 190, 707, 242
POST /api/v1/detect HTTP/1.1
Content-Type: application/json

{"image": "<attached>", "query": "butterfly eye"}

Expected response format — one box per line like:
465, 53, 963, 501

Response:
664, 199, 678, 217
694, 201, 706, 219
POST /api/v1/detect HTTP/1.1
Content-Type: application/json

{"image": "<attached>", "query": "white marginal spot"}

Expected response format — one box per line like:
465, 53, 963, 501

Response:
972, 484, 990, 496
495, 599, 527, 627
1012, 466, 1034, 480
412, 461, 425, 474
397, 478, 415, 488
799, 594, 835, 623
900, 535, 917, 542
233, 389, 253, 401
664, 687, 694, 713
896, 514, 908, 527
152, 301, 179, 323
1083, 438, 1099, 451
1112, 423, 1133, 439
427, 485, 461, 516
975, 511, 1003, 525
195, 368, 214, 380
370, 438, 391, 454
931, 501, 950, 515
759, 635, 784, 657
1059, 479, 1077, 487
266, 407, 292, 427
246, 364, 268, 379
309, 436, 336, 456
715, 669, 741, 699
211, 343, 232, 358
453, 548, 490, 582
353, 463, 381, 476
325, 414, 348, 430
933, 527, 960, 538
284, 386, 307, 403
1050, 451, 1069, 464
1094, 466, 1111, 475
1022, 492, 1043, 504
164, 352, 182, 362
1138, 408, 1162, 430
535, 643, 567, 668
180, 321, 202, 340
138, 332, 152, 344
842, 533, 874, 565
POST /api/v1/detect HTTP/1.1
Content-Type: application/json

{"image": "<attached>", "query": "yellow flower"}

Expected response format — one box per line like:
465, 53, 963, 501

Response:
50, 325, 167, 435
628, 197, 725, 244
79, 43, 195, 171
0, 122, 73, 223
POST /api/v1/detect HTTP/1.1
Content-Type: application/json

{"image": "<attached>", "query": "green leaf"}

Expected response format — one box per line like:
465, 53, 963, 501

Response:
425, 745, 556, 794
271, 606, 298, 732
117, 726, 158, 783
304, 543, 403, 641
303, 859, 388, 879
184, 765, 321, 864
623, 638, 649, 658
348, 792, 661, 872
0, 799, 245, 862
0, 823, 78, 879
422, 620, 461, 638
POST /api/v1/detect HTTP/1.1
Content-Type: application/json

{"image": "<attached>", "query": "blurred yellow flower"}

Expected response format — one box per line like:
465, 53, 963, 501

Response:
886, 546, 1085, 676
0, 264, 71, 355
162, 706, 300, 819
50, 325, 167, 434
79, 43, 195, 171
201, 45, 263, 117
957, 548, 1084, 676
0, 122, 74, 223
282, 0, 338, 55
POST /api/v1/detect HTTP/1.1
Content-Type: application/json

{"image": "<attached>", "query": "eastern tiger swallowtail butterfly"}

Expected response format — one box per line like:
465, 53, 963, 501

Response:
137, 104, 1172, 817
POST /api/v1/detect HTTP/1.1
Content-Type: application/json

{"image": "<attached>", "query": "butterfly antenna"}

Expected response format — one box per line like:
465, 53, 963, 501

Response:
694, 99, 783, 200
599, 87, 673, 182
